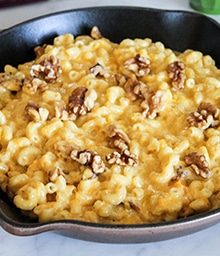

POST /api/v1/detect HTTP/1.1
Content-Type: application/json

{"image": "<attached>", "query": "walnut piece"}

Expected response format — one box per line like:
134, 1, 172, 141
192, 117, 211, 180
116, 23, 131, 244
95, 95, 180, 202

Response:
71, 149, 105, 175
90, 26, 102, 39
171, 166, 190, 181
68, 87, 97, 116
185, 152, 210, 179
107, 124, 130, 151
106, 149, 138, 167
25, 101, 49, 122
187, 102, 219, 130
34, 44, 47, 58
141, 90, 164, 119
23, 78, 48, 94
30, 55, 62, 82
106, 125, 138, 167
124, 54, 151, 77
167, 61, 186, 90
89, 63, 109, 78
54, 100, 75, 121
115, 73, 164, 119
54, 100, 66, 119
0, 73, 23, 91
48, 167, 65, 182
115, 73, 146, 101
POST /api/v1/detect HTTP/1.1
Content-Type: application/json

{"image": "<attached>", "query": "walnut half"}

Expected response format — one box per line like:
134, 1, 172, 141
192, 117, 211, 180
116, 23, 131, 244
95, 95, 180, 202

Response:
71, 149, 105, 175
187, 102, 219, 130
68, 87, 97, 117
185, 152, 210, 179
141, 89, 164, 119
167, 61, 186, 90
106, 149, 138, 167
25, 101, 49, 122
115, 73, 146, 101
124, 54, 151, 77
90, 26, 102, 39
107, 124, 130, 151
89, 63, 109, 78
30, 55, 62, 82
106, 125, 138, 167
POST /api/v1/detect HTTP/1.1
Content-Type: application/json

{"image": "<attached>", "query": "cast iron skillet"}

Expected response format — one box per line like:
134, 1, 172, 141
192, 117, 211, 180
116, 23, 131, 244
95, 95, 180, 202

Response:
1, 6, 220, 243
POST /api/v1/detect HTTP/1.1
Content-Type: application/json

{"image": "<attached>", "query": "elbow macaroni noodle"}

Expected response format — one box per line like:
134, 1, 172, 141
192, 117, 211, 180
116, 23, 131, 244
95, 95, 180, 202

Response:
1, 29, 220, 224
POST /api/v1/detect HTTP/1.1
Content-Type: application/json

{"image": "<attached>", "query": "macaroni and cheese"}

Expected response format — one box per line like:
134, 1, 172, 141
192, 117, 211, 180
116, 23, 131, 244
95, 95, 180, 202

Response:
1, 27, 220, 224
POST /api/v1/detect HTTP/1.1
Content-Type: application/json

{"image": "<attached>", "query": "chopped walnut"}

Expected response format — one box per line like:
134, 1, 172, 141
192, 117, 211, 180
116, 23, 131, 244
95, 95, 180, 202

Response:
167, 61, 186, 90
187, 102, 219, 130
55, 100, 67, 120
115, 73, 146, 101
71, 149, 105, 175
115, 73, 164, 119
31, 78, 48, 92
171, 166, 190, 181
185, 152, 210, 179
106, 125, 138, 167
106, 149, 138, 167
30, 55, 62, 82
141, 90, 164, 119
89, 63, 109, 78
48, 167, 65, 182
34, 44, 47, 58
90, 26, 102, 39
68, 87, 97, 116
0, 73, 22, 91
54, 141, 74, 161
68, 87, 87, 115
84, 89, 97, 111
23, 78, 48, 94
107, 124, 130, 151
54, 100, 76, 121
25, 101, 49, 122
124, 54, 151, 77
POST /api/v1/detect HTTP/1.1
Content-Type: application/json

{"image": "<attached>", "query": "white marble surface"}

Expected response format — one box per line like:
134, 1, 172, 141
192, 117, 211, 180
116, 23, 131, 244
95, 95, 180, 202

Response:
0, 0, 220, 255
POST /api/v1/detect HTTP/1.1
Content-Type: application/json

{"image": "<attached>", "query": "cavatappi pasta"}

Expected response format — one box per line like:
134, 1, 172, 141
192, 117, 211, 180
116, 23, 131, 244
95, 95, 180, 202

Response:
1, 27, 220, 224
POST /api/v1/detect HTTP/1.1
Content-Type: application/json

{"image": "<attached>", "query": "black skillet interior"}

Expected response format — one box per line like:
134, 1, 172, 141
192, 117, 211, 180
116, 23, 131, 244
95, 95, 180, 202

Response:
0, 6, 220, 72
1, 6, 220, 243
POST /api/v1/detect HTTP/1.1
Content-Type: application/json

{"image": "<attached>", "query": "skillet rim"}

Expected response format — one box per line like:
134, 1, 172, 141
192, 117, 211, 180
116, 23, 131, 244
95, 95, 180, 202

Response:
1, 6, 220, 243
